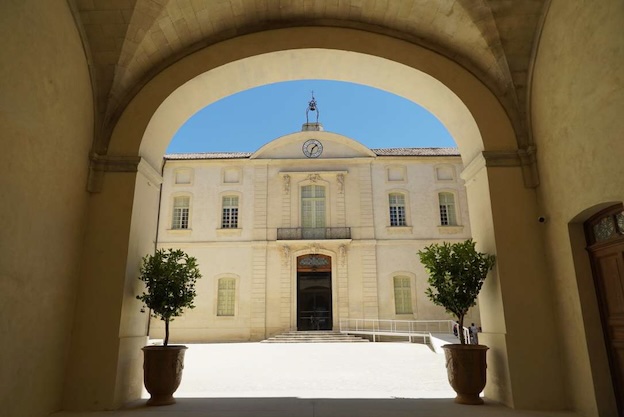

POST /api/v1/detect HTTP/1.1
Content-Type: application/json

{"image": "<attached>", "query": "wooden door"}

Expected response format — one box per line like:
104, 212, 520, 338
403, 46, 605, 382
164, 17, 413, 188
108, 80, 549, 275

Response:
586, 205, 624, 414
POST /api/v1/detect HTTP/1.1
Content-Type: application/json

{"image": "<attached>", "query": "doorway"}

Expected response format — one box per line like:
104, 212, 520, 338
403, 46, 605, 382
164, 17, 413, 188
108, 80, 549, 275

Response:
585, 204, 624, 414
297, 254, 332, 331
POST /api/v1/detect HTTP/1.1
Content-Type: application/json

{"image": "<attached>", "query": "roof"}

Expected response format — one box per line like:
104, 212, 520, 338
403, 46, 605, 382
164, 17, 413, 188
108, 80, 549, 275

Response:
164, 148, 460, 160
371, 147, 459, 156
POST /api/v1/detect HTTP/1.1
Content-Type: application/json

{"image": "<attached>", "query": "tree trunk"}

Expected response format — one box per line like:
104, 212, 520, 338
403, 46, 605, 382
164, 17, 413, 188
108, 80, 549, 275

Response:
164, 319, 170, 346
458, 315, 466, 344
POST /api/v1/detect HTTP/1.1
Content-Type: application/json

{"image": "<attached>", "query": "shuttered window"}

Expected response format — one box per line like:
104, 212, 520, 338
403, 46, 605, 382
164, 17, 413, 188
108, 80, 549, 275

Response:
217, 278, 236, 316
394, 276, 413, 314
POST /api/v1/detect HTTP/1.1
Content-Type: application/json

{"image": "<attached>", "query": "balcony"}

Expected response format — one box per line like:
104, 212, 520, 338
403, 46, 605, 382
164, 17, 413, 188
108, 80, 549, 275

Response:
277, 227, 351, 240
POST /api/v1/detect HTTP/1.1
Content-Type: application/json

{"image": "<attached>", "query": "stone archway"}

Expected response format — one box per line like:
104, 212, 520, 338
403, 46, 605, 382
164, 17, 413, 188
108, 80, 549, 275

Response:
65, 27, 562, 411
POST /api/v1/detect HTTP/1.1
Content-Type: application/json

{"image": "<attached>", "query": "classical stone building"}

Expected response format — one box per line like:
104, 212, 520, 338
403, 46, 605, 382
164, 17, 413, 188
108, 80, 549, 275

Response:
2, 2, 623, 417
151, 123, 475, 343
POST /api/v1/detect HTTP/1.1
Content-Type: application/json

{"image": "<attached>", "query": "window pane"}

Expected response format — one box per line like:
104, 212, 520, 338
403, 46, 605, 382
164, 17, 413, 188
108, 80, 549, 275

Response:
172, 196, 190, 229
439, 193, 456, 226
222, 196, 239, 228
302, 185, 325, 228
389, 194, 406, 226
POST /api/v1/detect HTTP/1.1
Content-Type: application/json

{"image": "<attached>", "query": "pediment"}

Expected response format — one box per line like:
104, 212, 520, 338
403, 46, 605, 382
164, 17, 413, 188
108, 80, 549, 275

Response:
250, 131, 376, 160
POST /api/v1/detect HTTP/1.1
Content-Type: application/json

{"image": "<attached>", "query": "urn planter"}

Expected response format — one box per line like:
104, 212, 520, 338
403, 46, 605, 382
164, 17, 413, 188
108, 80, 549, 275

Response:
142, 345, 188, 406
442, 344, 488, 405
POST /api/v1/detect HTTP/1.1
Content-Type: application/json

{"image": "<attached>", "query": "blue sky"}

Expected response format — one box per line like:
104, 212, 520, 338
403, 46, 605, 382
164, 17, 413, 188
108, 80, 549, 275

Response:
166, 80, 456, 154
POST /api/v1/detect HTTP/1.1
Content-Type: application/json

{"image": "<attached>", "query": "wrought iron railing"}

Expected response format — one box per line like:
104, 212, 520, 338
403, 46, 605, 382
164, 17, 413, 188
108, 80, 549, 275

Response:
277, 227, 351, 240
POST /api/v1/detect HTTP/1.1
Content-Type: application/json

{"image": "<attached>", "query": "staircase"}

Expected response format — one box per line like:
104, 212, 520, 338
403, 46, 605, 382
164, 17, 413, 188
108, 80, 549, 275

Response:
262, 330, 369, 343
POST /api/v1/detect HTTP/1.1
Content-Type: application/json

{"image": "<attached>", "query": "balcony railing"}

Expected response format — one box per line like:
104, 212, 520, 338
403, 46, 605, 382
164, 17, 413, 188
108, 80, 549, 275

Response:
277, 227, 351, 240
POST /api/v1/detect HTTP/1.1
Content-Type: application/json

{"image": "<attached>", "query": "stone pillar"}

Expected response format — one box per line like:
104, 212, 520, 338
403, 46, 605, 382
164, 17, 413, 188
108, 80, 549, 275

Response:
64, 158, 162, 410
461, 153, 565, 409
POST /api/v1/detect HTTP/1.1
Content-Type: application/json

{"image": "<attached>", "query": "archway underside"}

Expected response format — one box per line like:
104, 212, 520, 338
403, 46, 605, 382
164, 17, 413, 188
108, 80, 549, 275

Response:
70, 26, 565, 413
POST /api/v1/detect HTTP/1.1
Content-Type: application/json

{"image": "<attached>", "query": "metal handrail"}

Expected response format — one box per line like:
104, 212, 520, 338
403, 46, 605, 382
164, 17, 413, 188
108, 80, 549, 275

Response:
339, 318, 455, 334
277, 227, 351, 240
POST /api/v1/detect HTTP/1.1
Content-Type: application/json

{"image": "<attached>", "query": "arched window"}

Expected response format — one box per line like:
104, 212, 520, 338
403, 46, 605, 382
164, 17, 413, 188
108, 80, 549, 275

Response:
172, 196, 190, 229
301, 185, 326, 228
389, 193, 407, 226
217, 277, 236, 316
439, 192, 457, 226
221, 195, 239, 228
393, 276, 413, 314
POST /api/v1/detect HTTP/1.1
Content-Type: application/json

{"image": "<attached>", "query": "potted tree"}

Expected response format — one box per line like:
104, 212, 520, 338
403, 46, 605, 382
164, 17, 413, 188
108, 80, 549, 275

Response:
418, 239, 496, 405
136, 248, 202, 406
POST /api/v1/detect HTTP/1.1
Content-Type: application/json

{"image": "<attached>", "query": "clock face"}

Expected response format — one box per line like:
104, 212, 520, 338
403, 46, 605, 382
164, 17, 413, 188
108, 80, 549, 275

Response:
302, 139, 323, 158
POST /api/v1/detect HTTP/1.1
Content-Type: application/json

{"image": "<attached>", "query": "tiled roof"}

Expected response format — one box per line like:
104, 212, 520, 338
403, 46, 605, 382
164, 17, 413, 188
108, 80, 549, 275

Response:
165, 152, 253, 160
371, 147, 460, 156
164, 147, 460, 160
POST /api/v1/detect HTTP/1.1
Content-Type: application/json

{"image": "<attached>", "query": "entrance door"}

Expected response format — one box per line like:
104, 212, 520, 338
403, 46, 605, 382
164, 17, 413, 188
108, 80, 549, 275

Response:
297, 254, 332, 331
586, 205, 624, 414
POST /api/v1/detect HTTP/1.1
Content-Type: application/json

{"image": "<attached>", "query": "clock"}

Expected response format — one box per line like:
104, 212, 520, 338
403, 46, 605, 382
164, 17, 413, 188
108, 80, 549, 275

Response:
302, 139, 323, 158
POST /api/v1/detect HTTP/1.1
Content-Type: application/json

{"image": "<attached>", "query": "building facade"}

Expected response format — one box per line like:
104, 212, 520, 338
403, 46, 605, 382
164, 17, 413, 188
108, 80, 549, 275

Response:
152, 125, 476, 342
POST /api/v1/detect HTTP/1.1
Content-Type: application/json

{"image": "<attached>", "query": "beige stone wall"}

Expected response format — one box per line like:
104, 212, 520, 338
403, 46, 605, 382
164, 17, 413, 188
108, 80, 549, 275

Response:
153, 139, 476, 343
0, 1, 93, 416
531, 1, 624, 415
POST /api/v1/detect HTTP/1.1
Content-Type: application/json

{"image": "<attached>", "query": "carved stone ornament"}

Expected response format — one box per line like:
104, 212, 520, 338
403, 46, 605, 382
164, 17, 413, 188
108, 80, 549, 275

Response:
281, 245, 290, 266
339, 244, 347, 266
307, 173, 321, 183
337, 173, 345, 193
283, 174, 290, 194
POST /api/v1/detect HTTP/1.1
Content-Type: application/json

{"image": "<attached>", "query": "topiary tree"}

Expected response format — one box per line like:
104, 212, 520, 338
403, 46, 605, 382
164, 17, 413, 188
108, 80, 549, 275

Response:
136, 248, 202, 346
418, 239, 496, 344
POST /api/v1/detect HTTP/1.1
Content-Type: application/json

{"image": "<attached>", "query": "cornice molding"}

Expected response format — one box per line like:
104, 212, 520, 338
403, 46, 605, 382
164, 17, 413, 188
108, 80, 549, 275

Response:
461, 147, 539, 188
87, 153, 162, 193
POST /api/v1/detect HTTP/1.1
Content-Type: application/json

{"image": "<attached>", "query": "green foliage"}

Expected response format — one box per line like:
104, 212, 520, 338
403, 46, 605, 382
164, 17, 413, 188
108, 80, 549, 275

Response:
418, 239, 495, 344
136, 249, 202, 345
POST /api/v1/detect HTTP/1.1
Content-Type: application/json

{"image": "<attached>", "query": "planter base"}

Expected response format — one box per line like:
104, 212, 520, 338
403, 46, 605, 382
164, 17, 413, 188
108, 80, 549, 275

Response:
142, 345, 188, 406
442, 344, 488, 405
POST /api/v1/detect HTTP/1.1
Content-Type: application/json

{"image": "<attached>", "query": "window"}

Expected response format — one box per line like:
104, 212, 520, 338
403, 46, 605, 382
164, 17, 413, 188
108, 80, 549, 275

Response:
389, 193, 406, 226
172, 196, 190, 229
217, 277, 236, 316
301, 185, 326, 228
439, 192, 457, 226
221, 196, 239, 228
393, 276, 413, 314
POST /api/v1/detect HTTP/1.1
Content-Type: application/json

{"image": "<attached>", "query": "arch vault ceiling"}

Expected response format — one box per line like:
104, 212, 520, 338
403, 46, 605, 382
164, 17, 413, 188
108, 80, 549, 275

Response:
70, 0, 548, 152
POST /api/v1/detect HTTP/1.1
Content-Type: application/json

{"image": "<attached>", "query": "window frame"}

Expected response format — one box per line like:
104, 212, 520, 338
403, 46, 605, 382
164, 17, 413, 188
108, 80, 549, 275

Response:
300, 183, 327, 228
388, 191, 408, 227
438, 191, 458, 226
221, 194, 240, 229
171, 194, 192, 230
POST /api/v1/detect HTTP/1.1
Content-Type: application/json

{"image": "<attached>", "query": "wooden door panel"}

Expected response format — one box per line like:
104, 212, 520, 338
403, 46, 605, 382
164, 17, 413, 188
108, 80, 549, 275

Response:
593, 243, 624, 410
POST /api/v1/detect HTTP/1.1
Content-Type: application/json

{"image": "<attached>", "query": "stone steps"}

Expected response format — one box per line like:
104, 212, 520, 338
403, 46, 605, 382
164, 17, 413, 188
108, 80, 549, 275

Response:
262, 331, 370, 343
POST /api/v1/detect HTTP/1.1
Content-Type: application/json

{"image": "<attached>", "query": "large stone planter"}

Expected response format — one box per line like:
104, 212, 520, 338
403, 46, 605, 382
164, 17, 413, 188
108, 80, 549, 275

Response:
142, 345, 188, 406
441, 344, 488, 405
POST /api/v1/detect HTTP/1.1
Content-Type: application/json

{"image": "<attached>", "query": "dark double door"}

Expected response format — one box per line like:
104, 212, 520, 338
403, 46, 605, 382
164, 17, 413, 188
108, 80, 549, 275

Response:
297, 271, 332, 331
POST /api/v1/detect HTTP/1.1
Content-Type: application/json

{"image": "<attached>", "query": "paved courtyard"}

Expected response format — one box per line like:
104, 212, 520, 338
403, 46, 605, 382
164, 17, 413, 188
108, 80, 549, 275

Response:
53, 340, 579, 417
165, 341, 454, 399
